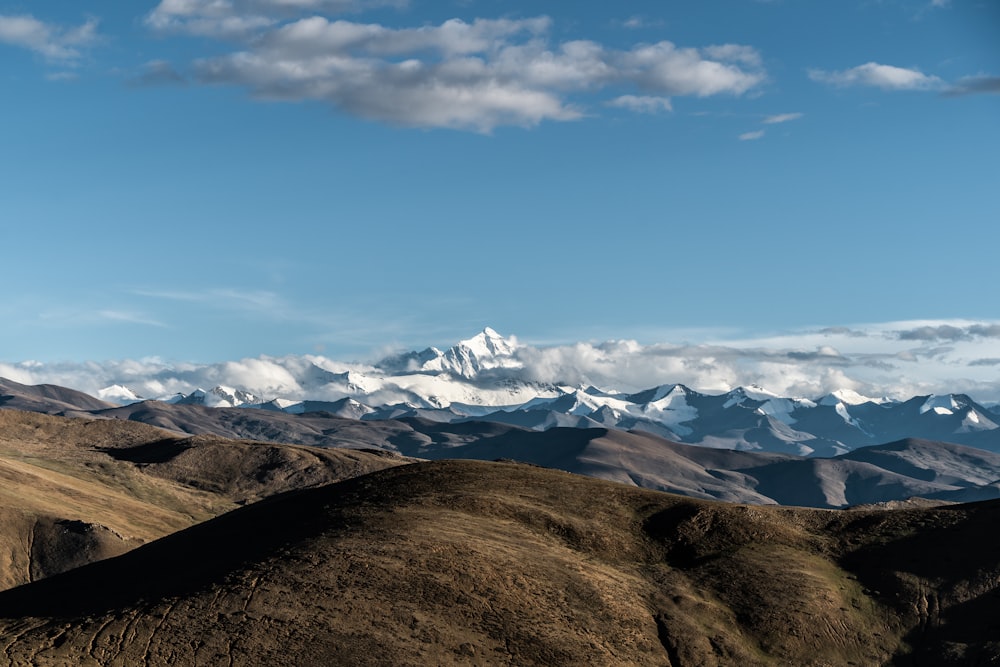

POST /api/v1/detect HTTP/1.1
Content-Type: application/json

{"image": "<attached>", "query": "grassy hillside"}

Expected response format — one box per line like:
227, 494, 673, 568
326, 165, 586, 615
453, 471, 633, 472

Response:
0, 410, 409, 591
2, 459, 998, 665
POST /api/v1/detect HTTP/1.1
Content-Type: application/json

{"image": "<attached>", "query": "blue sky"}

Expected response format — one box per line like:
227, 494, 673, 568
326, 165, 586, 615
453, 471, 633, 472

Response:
2, 0, 998, 366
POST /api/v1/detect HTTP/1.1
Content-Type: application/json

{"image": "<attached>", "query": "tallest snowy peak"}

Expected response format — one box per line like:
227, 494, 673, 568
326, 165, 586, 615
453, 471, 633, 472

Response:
459, 327, 517, 358
420, 327, 520, 378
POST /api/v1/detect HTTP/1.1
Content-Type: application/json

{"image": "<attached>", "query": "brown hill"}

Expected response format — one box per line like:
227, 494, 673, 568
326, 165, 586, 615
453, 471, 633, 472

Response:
0, 410, 410, 591
0, 377, 115, 414
1, 459, 998, 665
12, 391, 1000, 508
87, 401, 1000, 507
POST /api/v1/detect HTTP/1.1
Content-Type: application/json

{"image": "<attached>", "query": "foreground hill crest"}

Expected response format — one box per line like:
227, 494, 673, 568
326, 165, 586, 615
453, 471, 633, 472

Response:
3, 458, 1000, 665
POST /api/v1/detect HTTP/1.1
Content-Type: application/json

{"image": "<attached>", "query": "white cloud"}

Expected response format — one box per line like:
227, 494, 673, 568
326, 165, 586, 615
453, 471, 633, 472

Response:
607, 95, 672, 113
762, 112, 802, 124
503, 321, 1000, 401
10, 320, 1000, 405
96, 310, 168, 328
701, 44, 762, 69
0, 14, 99, 62
34, 308, 166, 329
739, 129, 765, 140
135, 287, 281, 312
809, 62, 943, 91
143, 6, 766, 132
620, 16, 664, 30
617, 42, 764, 97
145, 0, 406, 36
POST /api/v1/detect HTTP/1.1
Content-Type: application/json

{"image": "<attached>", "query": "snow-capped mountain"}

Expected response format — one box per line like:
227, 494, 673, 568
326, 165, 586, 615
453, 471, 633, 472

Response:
96, 384, 143, 404
81, 327, 1000, 456
175, 386, 260, 408
377, 326, 520, 379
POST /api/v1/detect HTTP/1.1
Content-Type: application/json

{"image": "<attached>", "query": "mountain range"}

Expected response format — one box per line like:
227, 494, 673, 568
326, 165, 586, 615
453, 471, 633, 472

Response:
76, 328, 1000, 457
4, 376, 1000, 663
4, 450, 1000, 665
5, 376, 1000, 509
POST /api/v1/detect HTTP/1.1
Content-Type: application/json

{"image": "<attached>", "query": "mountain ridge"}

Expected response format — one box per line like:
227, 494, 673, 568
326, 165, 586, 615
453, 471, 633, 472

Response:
7, 375, 1000, 509
106, 379, 1000, 457
9, 327, 1000, 456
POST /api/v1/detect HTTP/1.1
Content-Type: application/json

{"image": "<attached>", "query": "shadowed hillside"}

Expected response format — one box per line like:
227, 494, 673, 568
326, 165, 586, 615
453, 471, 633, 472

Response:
1, 459, 999, 665
0, 410, 410, 591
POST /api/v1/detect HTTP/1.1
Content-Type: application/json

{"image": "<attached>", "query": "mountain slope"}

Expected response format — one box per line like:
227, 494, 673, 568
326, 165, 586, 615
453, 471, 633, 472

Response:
0, 409, 410, 592
0, 377, 115, 414
2, 460, 1000, 665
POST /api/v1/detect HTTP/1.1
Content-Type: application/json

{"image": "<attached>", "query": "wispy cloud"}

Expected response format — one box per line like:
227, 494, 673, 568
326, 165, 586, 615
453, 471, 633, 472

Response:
145, 0, 409, 37
96, 310, 168, 328
736, 111, 802, 143
945, 75, 1000, 97
0, 13, 99, 62
619, 16, 664, 30
762, 112, 802, 124
35, 308, 166, 329
134, 287, 280, 310
809, 62, 943, 91
607, 95, 672, 113
127, 60, 187, 87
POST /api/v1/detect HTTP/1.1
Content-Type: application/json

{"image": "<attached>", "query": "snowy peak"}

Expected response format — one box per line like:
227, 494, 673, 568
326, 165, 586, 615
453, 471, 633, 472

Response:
420, 327, 520, 378
626, 383, 692, 405
97, 384, 143, 405
920, 394, 963, 416
462, 327, 517, 357
177, 386, 260, 408
819, 389, 880, 406
723, 384, 780, 409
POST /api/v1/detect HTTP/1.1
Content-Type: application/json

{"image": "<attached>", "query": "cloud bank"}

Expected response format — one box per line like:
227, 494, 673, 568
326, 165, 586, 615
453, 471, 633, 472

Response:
6, 320, 1000, 405
140, 1, 766, 131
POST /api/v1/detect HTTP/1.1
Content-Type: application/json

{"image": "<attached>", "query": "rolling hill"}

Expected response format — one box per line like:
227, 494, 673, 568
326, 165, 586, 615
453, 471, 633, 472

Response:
0, 409, 410, 591
1, 459, 999, 665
